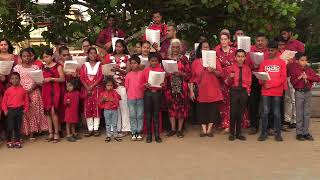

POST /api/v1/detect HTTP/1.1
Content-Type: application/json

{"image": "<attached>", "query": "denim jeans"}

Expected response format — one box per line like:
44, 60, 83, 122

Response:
104, 110, 118, 137
261, 96, 281, 136
127, 99, 144, 134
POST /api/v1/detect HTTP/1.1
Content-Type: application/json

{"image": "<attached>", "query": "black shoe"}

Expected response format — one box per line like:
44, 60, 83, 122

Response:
304, 134, 314, 141
228, 135, 235, 141
237, 135, 247, 141
67, 136, 77, 142
166, 130, 176, 137
176, 131, 184, 138
155, 136, 162, 143
296, 134, 305, 141
207, 132, 214, 137
146, 136, 152, 143
73, 134, 82, 140
275, 134, 283, 142
289, 123, 296, 129
258, 134, 267, 141
105, 137, 111, 142
248, 128, 258, 135
93, 130, 100, 137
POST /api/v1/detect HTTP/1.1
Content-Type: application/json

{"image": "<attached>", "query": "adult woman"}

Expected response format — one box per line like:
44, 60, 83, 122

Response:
79, 38, 92, 56
80, 47, 103, 137
165, 39, 191, 138
189, 42, 223, 137
42, 48, 65, 143
25, 47, 44, 69
13, 49, 47, 140
103, 39, 131, 135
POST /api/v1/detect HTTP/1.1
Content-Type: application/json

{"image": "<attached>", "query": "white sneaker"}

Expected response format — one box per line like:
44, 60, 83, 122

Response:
131, 134, 137, 141
137, 134, 143, 141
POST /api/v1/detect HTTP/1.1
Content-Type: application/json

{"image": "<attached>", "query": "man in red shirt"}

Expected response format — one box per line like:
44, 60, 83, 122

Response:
258, 41, 287, 142
95, 15, 126, 53
281, 28, 305, 129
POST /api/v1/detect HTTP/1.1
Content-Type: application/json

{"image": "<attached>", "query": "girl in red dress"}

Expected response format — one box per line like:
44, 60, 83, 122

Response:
103, 39, 131, 135
25, 47, 44, 69
64, 79, 81, 142
42, 48, 65, 143
80, 47, 103, 137
164, 39, 191, 138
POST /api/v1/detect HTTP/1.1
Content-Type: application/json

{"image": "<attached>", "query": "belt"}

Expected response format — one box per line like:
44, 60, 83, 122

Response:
295, 88, 310, 93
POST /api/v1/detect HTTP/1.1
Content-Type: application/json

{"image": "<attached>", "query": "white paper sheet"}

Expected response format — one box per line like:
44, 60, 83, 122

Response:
253, 72, 271, 81
194, 43, 200, 51
249, 52, 264, 66
201, 50, 216, 68
0, 61, 14, 75
148, 71, 165, 88
146, 29, 160, 45
72, 56, 87, 67
238, 36, 251, 52
27, 70, 44, 84
280, 50, 297, 61
63, 61, 79, 73
102, 63, 117, 76
162, 60, 178, 73
139, 56, 149, 67
112, 37, 124, 50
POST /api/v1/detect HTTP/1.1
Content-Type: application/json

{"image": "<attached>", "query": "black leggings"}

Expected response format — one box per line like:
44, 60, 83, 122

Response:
6, 107, 23, 141
144, 90, 162, 136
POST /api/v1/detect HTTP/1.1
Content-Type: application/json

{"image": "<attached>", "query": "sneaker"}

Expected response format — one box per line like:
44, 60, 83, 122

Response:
228, 135, 235, 141
275, 134, 283, 142
296, 134, 305, 141
131, 134, 137, 141
237, 135, 247, 141
14, 141, 22, 148
137, 134, 143, 141
176, 131, 184, 138
166, 130, 176, 137
304, 134, 314, 141
67, 136, 77, 142
6, 141, 14, 148
258, 134, 267, 141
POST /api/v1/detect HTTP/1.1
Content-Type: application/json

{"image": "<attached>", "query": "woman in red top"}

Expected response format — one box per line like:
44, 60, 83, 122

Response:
189, 42, 223, 137
103, 39, 131, 135
80, 47, 103, 137
42, 48, 65, 143
164, 39, 191, 138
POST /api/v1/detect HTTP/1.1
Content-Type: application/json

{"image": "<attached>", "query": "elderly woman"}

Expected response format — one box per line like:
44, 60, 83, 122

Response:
189, 42, 223, 137
164, 39, 191, 138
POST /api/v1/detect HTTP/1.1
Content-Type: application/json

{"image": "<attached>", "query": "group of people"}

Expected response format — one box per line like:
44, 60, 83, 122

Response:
0, 10, 318, 149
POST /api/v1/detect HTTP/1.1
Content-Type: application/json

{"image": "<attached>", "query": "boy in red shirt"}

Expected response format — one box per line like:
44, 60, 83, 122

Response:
258, 41, 287, 141
225, 49, 252, 141
100, 77, 122, 142
290, 53, 320, 141
2, 72, 29, 148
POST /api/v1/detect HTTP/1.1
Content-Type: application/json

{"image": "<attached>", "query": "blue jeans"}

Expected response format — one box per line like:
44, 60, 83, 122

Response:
127, 99, 144, 134
261, 96, 281, 136
104, 110, 118, 137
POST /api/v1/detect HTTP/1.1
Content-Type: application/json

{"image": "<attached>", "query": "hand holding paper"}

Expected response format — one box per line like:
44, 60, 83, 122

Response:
148, 71, 165, 88
72, 56, 87, 67
162, 60, 178, 73
201, 50, 216, 68
253, 72, 271, 81
146, 29, 160, 46
27, 70, 44, 84
249, 52, 264, 67
280, 50, 297, 61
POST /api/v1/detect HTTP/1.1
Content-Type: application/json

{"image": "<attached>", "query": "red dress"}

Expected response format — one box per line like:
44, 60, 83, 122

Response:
64, 91, 80, 123
42, 63, 61, 114
164, 55, 191, 119
80, 62, 103, 118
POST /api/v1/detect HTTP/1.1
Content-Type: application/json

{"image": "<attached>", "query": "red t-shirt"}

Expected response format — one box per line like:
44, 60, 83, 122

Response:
2, 85, 29, 113
99, 90, 121, 110
125, 71, 144, 100
285, 39, 305, 53
141, 64, 165, 91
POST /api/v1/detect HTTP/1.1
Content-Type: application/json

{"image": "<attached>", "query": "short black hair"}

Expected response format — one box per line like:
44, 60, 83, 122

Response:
295, 52, 307, 60
59, 46, 69, 55
235, 49, 246, 56
10, 72, 20, 79
151, 9, 162, 16
256, 32, 267, 39
267, 41, 278, 49
106, 14, 116, 21
130, 54, 141, 64
148, 52, 161, 62
280, 27, 293, 33
54, 37, 66, 46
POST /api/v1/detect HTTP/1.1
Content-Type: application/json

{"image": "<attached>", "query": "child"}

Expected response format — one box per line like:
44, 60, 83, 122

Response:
141, 52, 165, 143
2, 72, 29, 148
64, 79, 81, 142
125, 55, 144, 141
133, 41, 142, 55
225, 49, 252, 141
139, 41, 151, 69
100, 77, 122, 142
258, 41, 287, 142
291, 53, 320, 141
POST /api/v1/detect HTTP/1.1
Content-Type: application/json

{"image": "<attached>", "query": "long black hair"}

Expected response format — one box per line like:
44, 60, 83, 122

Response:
0, 38, 14, 54
195, 41, 211, 59
112, 39, 129, 55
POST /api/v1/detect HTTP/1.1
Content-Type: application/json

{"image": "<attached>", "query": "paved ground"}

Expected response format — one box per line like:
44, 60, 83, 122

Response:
0, 120, 320, 180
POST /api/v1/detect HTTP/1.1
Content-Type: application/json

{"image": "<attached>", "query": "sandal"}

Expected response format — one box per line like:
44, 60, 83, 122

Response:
47, 133, 54, 142
93, 130, 100, 137
6, 141, 14, 148
105, 137, 111, 142
52, 133, 60, 143
114, 137, 122, 142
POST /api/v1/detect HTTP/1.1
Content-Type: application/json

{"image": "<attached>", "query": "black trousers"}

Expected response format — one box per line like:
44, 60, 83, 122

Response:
230, 88, 248, 136
6, 107, 23, 141
144, 90, 162, 137
249, 76, 261, 129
